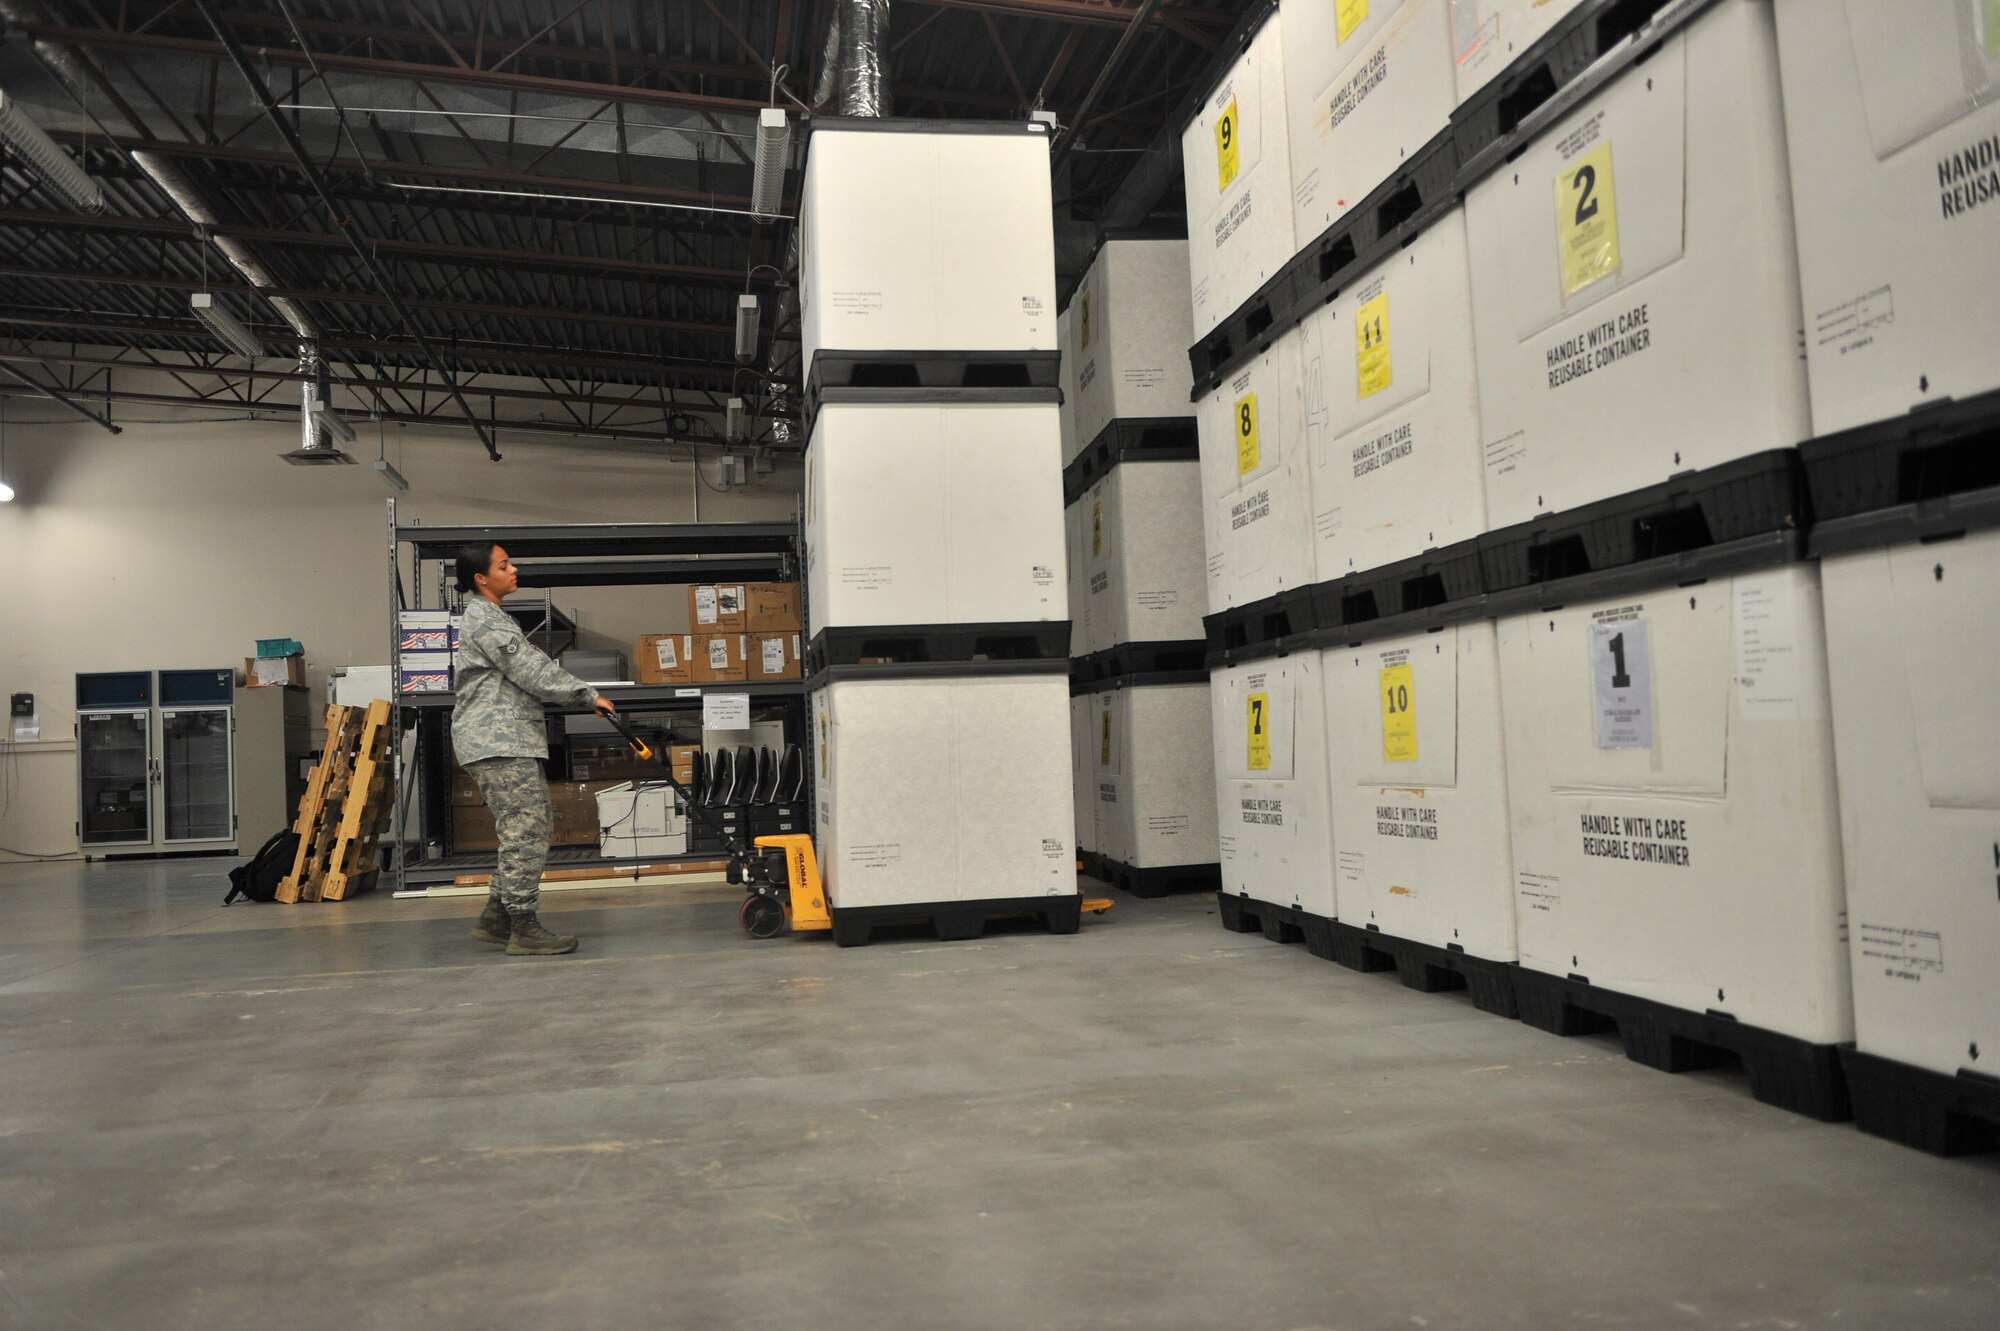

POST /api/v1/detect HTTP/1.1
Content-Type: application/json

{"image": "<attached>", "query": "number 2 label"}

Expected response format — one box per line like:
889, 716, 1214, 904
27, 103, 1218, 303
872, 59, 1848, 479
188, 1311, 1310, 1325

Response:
1556, 140, 1620, 297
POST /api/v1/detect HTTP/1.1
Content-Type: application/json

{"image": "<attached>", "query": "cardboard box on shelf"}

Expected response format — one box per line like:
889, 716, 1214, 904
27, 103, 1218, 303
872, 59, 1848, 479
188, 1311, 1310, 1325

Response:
749, 633, 803, 682
243, 656, 307, 688
634, 633, 695, 686
549, 779, 622, 845
453, 805, 501, 852
567, 745, 655, 783
669, 744, 699, 784
688, 584, 748, 632
745, 583, 802, 631
450, 768, 484, 807
692, 633, 749, 683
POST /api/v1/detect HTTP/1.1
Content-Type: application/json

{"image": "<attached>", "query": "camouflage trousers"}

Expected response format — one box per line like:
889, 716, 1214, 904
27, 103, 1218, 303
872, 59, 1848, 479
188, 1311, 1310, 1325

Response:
465, 757, 553, 914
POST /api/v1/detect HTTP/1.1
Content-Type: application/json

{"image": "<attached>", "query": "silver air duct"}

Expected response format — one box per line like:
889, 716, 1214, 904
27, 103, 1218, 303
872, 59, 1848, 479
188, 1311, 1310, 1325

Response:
0, 86, 103, 213
132, 150, 321, 343
286, 374, 357, 465
813, 0, 890, 117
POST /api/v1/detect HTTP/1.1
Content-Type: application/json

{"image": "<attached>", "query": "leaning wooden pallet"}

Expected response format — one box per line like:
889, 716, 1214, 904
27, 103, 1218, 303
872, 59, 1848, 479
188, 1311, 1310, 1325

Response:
320, 699, 393, 902
275, 704, 363, 904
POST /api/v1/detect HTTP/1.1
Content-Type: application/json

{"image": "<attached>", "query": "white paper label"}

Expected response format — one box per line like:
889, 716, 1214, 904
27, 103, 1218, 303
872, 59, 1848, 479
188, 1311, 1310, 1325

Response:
1733, 575, 1800, 722
1591, 618, 1653, 749
694, 586, 719, 625
703, 692, 750, 730
761, 638, 786, 674
654, 638, 678, 670
707, 638, 730, 670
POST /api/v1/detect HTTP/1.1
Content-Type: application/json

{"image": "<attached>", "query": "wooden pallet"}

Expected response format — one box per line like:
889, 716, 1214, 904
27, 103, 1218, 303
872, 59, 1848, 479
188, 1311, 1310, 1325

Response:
321, 700, 393, 901
275, 704, 364, 904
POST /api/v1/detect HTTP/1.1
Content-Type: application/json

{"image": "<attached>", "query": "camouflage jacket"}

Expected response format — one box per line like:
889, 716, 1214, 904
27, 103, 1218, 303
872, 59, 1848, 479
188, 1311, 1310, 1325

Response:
450, 597, 597, 763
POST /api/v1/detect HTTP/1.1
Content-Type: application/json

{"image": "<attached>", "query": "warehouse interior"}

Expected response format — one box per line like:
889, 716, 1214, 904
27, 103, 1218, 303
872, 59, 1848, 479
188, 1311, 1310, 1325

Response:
2, 2, 1997, 1328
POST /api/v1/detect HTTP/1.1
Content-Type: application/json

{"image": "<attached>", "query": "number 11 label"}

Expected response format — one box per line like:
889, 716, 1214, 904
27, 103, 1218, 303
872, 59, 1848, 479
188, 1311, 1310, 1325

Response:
1556, 140, 1620, 298
1591, 618, 1652, 750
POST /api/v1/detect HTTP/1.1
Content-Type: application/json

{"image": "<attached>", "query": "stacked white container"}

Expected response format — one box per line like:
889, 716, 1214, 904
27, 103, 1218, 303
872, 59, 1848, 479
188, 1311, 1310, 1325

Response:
1776, 0, 2000, 1154
1059, 235, 1218, 897
801, 118, 1078, 946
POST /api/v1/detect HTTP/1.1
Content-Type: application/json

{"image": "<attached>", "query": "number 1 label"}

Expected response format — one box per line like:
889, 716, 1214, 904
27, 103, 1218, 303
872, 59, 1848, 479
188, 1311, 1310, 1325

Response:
1591, 617, 1653, 750
1556, 140, 1620, 297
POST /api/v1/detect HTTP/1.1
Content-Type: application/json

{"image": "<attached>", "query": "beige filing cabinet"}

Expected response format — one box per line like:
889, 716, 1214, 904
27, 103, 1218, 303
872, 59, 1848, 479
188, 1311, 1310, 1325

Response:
233, 685, 313, 841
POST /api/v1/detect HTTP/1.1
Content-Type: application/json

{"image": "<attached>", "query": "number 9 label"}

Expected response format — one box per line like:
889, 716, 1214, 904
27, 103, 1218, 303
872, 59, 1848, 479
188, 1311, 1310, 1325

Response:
1215, 96, 1241, 191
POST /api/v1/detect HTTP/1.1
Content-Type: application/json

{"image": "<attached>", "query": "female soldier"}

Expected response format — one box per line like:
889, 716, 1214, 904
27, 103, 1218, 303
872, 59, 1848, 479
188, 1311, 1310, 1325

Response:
451, 541, 615, 956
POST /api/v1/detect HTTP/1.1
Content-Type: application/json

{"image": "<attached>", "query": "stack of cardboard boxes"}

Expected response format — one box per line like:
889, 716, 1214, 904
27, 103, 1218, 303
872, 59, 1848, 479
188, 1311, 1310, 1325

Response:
634, 582, 802, 686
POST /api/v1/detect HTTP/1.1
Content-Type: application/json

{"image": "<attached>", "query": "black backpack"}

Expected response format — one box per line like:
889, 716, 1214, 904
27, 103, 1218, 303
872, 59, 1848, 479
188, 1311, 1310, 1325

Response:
225, 829, 300, 904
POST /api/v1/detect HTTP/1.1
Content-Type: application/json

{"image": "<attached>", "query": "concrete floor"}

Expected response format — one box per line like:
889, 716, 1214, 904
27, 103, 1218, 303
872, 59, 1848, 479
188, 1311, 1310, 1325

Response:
1, 859, 1996, 1331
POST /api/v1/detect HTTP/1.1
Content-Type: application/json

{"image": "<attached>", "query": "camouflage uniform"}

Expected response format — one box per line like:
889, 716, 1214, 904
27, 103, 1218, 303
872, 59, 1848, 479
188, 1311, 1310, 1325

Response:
452, 597, 599, 914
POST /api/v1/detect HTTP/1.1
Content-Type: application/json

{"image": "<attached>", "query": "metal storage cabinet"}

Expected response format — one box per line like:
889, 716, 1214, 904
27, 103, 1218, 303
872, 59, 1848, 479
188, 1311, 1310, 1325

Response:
77, 668, 240, 856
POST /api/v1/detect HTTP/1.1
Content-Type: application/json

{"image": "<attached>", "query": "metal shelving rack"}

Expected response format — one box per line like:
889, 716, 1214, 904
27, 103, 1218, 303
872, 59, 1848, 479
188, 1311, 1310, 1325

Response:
385, 499, 808, 894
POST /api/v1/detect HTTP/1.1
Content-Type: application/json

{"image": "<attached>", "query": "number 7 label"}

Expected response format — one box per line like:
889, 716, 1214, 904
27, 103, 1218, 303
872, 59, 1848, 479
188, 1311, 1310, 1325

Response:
1246, 691, 1271, 771
1556, 140, 1620, 298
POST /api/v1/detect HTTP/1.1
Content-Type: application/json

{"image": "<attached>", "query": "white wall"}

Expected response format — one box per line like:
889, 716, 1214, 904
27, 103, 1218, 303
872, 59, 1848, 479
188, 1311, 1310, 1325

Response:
0, 406, 801, 863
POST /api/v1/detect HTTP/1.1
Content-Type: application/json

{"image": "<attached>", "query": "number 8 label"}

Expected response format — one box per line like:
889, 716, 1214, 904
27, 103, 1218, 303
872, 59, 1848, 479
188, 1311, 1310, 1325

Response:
1234, 391, 1260, 477
1556, 140, 1620, 297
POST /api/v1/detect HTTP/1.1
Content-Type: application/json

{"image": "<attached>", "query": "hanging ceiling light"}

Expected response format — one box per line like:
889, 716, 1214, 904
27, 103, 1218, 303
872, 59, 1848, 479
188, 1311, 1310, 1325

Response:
190, 292, 264, 359
0, 398, 13, 502
751, 108, 789, 218
0, 86, 104, 215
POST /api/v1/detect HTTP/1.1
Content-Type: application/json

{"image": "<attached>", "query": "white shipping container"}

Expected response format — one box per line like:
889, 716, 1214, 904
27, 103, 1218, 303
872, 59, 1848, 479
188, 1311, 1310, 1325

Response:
800, 120, 1056, 370
1070, 237, 1197, 449
1773, 0, 2000, 435
1197, 326, 1315, 612
1304, 207, 1487, 581
1465, 0, 1809, 529
1498, 561, 1852, 1045
1072, 690, 1098, 858
1820, 528, 2000, 1081
1322, 622, 1515, 961
1064, 494, 1092, 658
1284, 0, 1457, 241
1450, 0, 1592, 105
1058, 304, 1081, 464
1182, 9, 1296, 337
805, 397, 1067, 628
811, 670, 1077, 910
1077, 458, 1208, 653
1211, 652, 1336, 921
1092, 680, 1220, 871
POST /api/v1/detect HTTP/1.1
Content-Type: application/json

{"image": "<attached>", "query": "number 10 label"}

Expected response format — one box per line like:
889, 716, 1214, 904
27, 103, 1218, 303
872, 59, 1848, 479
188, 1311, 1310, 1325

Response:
1591, 618, 1653, 750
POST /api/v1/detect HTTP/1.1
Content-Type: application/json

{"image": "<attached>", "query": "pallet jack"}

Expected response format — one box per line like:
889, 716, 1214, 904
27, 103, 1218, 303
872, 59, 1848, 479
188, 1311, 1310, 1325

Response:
600, 712, 1111, 940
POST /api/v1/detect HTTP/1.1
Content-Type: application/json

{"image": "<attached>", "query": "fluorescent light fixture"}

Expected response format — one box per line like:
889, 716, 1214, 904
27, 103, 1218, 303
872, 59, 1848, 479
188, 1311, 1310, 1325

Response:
751, 108, 788, 218
189, 292, 264, 359
734, 294, 759, 363
0, 480, 13, 503
0, 87, 104, 215
374, 458, 410, 491
725, 396, 747, 442
314, 405, 357, 445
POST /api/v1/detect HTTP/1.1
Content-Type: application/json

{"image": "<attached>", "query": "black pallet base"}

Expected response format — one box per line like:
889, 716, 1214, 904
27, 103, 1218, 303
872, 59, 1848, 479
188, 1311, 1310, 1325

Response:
1511, 967, 1850, 1122
1330, 923, 1519, 1018
1841, 1047, 2000, 1157
1062, 417, 1200, 504
807, 349, 1062, 395
806, 622, 1070, 673
828, 894, 1083, 947
1202, 586, 1319, 665
1214, 892, 1336, 962
1070, 640, 1209, 692
1097, 857, 1220, 900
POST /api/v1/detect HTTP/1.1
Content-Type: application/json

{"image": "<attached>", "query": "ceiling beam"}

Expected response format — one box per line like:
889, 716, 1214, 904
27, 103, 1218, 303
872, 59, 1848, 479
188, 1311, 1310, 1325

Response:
905, 1, 1234, 30
0, 207, 772, 288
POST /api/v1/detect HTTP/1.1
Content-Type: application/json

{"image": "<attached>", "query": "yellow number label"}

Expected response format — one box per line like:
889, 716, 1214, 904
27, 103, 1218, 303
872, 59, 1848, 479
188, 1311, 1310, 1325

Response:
1234, 391, 1260, 476
1091, 500, 1105, 558
1246, 691, 1271, 772
1099, 709, 1113, 767
1356, 291, 1391, 399
1215, 97, 1241, 191
1337, 0, 1370, 44
1079, 292, 1093, 349
817, 712, 829, 778
1988, 0, 2000, 59
1557, 140, 1620, 297
1381, 664, 1416, 763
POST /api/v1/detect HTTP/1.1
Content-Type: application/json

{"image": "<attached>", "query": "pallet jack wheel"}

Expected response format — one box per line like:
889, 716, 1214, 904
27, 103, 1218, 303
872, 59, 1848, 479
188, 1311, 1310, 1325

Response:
740, 893, 787, 940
